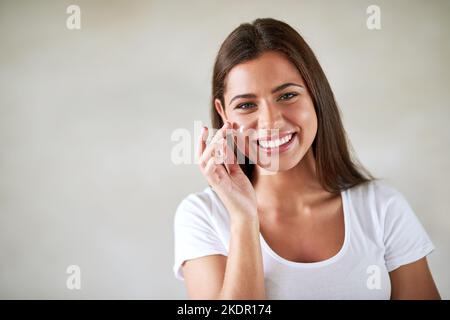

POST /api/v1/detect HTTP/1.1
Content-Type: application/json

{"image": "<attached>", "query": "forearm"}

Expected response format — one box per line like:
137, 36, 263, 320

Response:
218, 216, 266, 300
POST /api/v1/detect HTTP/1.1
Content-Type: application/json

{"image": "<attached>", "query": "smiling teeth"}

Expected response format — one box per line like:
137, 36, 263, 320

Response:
259, 133, 293, 148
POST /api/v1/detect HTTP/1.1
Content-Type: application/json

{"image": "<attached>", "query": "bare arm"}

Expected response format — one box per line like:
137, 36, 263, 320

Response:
389, 257, 440, 299
183, 216, 265, 300
183, 122, 266, 300
220, 217, 265, 299
182, 255, 226, 299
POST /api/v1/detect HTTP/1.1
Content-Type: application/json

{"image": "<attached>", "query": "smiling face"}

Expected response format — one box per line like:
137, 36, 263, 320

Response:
215, 50, 318, 172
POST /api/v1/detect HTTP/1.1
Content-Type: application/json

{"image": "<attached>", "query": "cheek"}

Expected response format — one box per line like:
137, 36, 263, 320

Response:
227, 112, 258, 130
224, 112, 256, 158
286, 103, 318, 132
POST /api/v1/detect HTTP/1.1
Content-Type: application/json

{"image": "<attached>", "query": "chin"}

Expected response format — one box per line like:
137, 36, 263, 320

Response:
254, 148, 305, 173
256, 157, 302, 173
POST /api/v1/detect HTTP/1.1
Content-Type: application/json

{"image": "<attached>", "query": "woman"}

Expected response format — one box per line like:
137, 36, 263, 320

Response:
173, 18, 440, 299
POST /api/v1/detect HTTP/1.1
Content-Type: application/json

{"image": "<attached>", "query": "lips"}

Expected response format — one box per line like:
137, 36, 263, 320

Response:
256, 132, 296, 149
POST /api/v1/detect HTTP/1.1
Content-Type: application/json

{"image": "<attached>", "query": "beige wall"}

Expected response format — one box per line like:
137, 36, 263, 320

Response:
0, 0, 449, 298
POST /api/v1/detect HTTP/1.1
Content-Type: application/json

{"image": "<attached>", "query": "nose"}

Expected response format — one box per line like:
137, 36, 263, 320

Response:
258, 102, 284, 131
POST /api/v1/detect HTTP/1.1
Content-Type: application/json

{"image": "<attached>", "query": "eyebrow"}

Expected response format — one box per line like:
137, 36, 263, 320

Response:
228, 82, 304, 106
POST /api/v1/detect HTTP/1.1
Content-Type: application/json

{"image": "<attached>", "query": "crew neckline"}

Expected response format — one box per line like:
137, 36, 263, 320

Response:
259, 188, 350, 268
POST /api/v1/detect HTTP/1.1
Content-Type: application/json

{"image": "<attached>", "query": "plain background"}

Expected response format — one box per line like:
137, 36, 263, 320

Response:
0, 0, 449, 299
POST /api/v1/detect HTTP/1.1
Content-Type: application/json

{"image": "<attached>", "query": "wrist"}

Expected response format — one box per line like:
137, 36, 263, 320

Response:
230, 214, 260, 230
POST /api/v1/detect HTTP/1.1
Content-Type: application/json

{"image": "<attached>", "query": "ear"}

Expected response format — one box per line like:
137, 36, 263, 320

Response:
214, 98, 228, 124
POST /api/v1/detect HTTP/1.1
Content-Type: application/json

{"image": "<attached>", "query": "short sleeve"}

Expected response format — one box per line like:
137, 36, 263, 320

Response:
383, 190, 435, 272
173, 193, 228, 281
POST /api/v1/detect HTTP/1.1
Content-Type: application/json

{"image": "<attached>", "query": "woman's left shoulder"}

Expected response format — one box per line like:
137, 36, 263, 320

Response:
348, 178, 406, 205
345, 178, 417, 227
346, 179, 434, 261
353, 180, 435, 272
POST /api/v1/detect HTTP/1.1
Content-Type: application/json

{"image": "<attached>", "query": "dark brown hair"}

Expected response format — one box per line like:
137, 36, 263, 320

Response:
211, 18, 375, 194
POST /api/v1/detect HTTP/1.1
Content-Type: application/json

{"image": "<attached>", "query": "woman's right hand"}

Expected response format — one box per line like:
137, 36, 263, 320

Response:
198, 121, 258, 222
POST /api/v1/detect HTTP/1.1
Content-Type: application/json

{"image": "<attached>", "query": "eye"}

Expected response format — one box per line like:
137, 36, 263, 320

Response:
235, 102, 256, 110
278, 92, 298, 101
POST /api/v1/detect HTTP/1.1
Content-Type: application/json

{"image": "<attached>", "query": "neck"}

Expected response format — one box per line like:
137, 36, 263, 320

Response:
253, 148, 331, 218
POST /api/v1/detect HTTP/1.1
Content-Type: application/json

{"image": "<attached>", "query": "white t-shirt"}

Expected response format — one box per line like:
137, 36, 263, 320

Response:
172, 179, 434, 299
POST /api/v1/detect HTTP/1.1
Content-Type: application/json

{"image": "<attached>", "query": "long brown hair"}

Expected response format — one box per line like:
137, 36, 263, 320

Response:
211, 18, 375, 194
